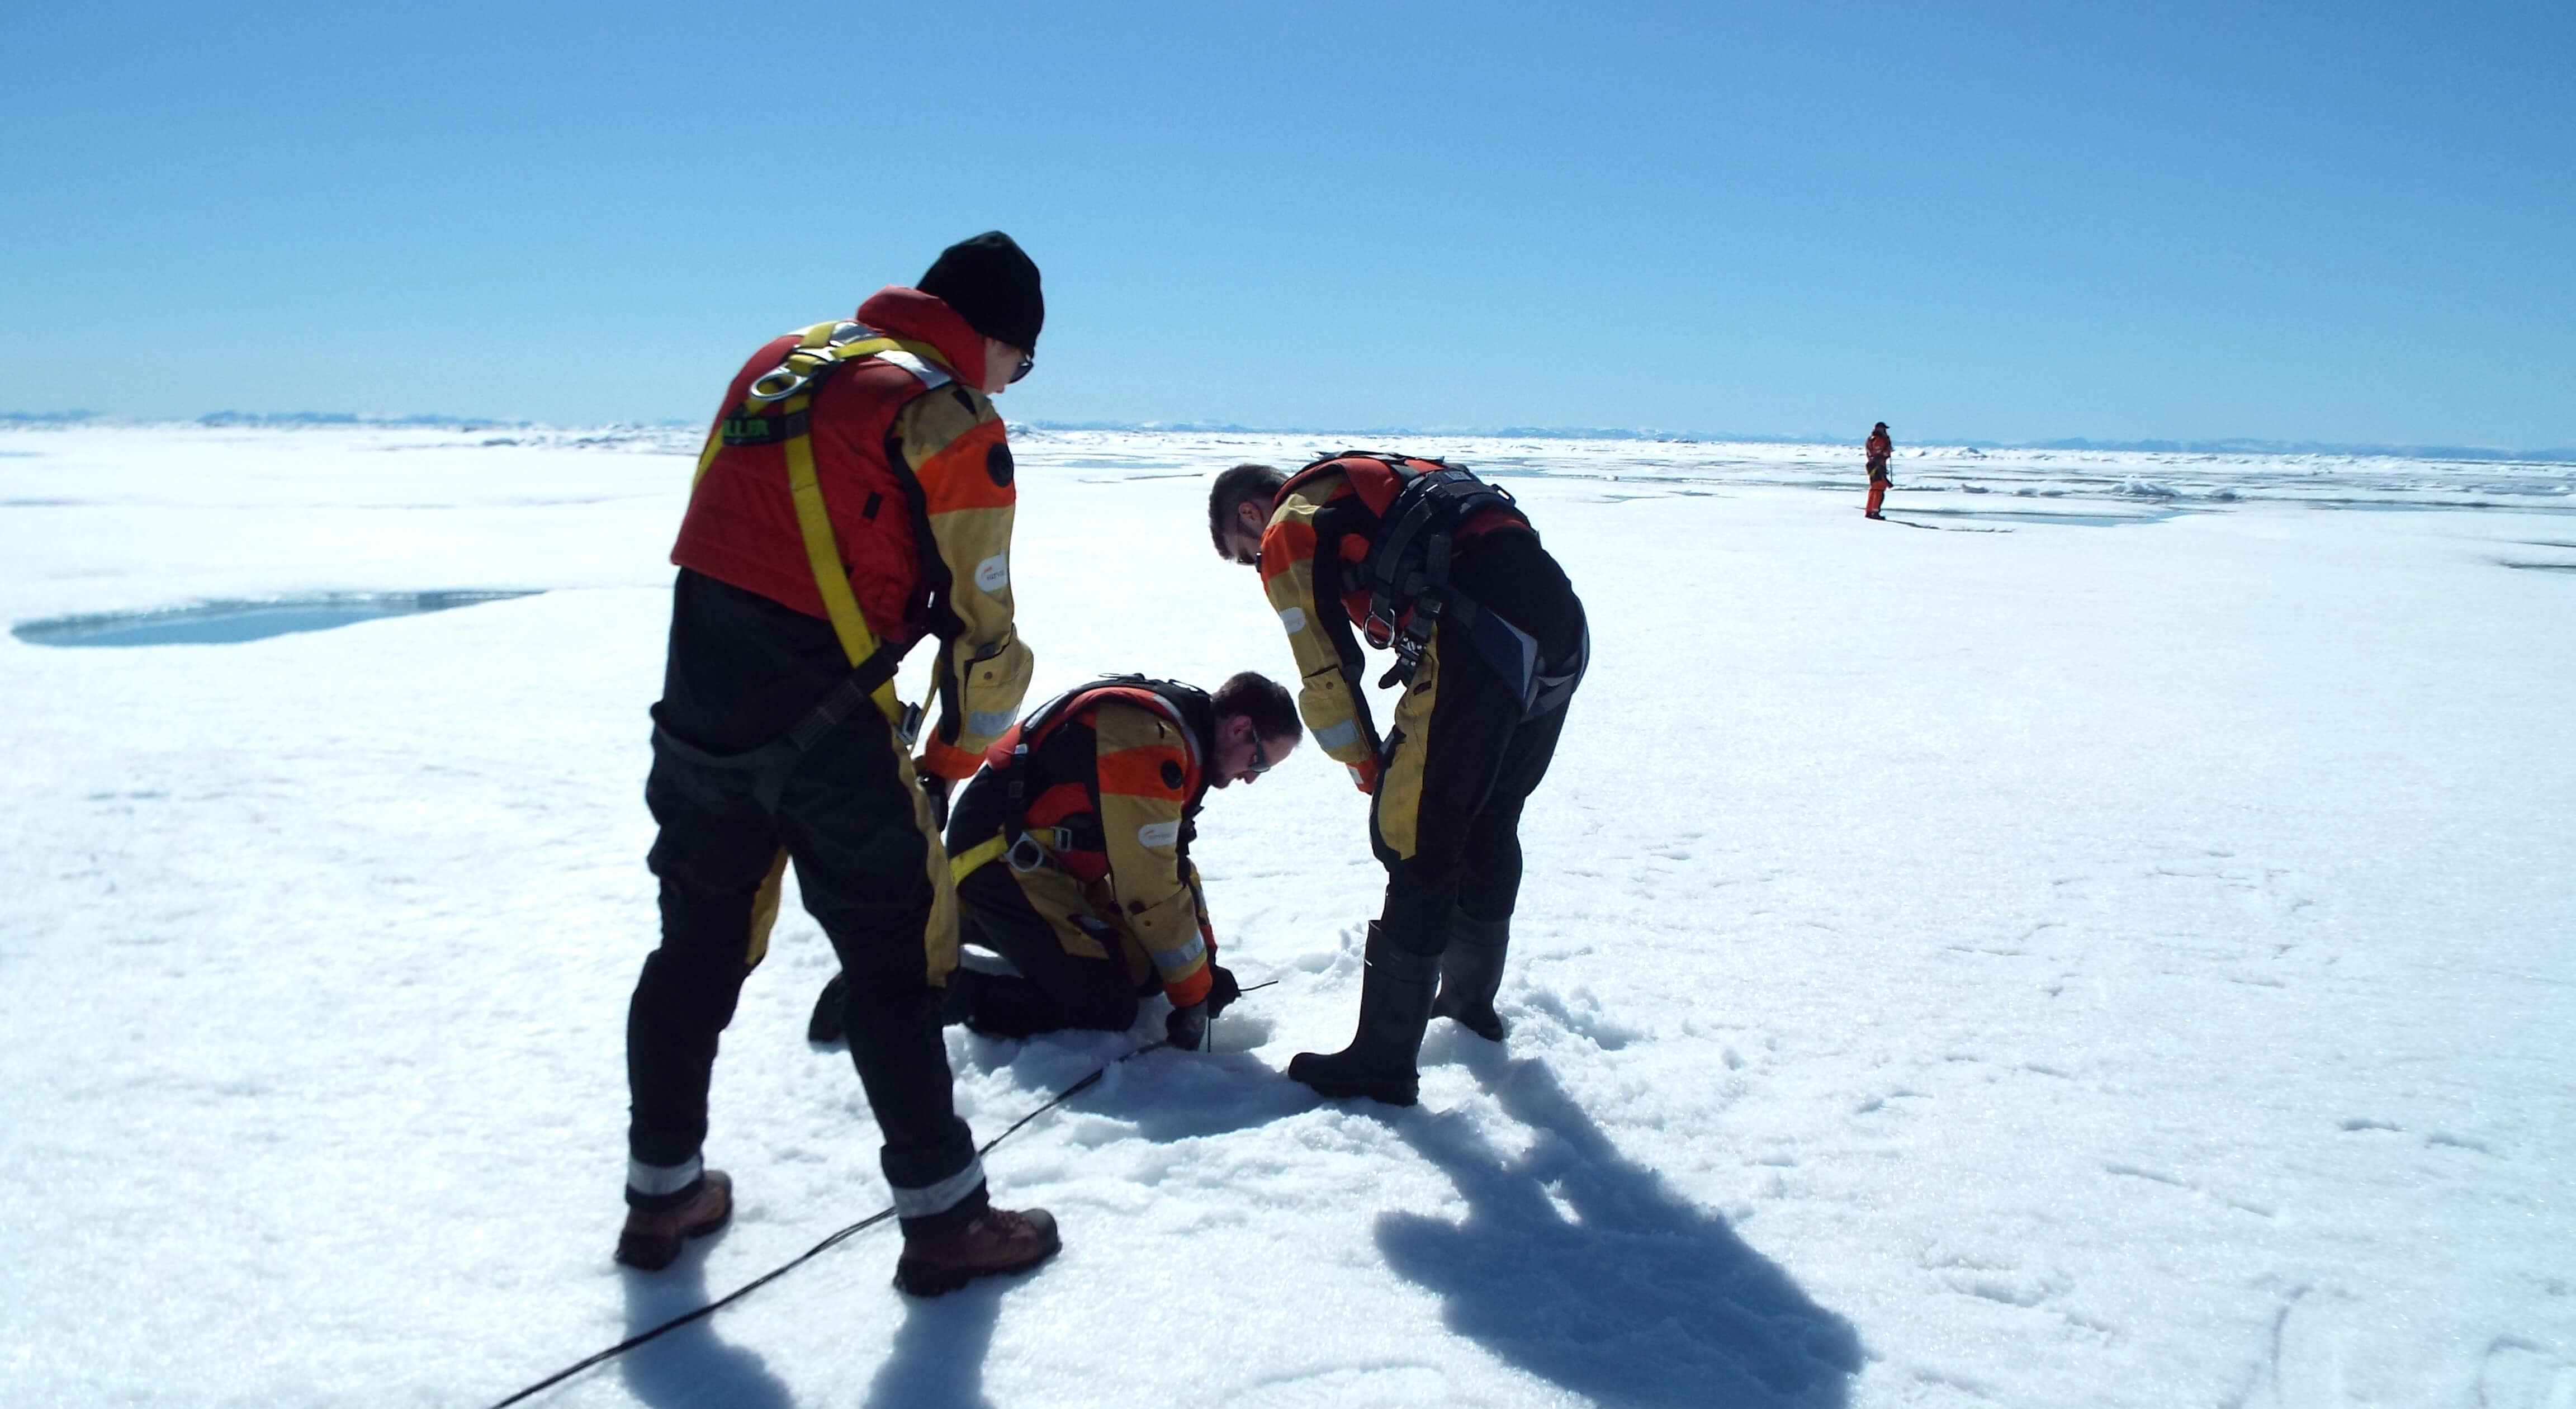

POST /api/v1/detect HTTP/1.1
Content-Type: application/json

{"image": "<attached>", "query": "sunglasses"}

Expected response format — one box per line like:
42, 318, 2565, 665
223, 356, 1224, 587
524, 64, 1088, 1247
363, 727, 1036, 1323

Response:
1247, 736, 1276, 774
1010, 353, 1034, 384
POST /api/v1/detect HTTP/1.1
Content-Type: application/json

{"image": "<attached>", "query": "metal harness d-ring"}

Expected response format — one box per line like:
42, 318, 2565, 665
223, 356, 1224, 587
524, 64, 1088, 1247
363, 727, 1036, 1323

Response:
746, 369, 807, 403
746, 323, 881, 403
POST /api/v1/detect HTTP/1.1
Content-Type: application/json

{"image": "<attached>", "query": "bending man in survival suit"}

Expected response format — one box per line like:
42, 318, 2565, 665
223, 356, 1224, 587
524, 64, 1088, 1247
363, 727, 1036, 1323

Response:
1208, 456, 1587, 1105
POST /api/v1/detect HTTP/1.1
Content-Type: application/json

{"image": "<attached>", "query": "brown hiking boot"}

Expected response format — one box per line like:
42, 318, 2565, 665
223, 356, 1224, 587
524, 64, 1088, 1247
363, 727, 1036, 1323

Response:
893, 1205, 1061, 1297
615, 1169, 733, 1271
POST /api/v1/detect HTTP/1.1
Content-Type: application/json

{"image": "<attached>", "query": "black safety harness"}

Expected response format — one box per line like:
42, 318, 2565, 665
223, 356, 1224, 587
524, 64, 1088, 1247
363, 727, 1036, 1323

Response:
650, 668, 915, 816
1317, 455, 1588, 720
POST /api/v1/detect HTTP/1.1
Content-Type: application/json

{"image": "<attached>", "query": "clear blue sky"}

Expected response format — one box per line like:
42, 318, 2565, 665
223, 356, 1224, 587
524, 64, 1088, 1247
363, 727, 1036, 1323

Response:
4, 2, 2569, 446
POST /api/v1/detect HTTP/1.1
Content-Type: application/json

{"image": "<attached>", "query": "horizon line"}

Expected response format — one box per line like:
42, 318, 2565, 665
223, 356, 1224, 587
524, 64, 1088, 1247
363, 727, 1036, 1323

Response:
4, 409, 2570, 465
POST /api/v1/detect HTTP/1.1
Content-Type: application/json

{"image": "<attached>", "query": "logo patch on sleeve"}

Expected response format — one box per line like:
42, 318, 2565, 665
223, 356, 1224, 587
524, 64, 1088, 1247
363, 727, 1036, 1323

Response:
1278, 606, 1306, 632
1137, 820, 1181, 848
974, 554, 1009, 592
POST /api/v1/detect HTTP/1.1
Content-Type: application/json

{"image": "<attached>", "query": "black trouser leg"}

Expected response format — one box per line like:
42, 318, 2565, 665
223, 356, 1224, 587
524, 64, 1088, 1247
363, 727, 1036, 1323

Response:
832, 939, 983, 1231
1372, 646, 1509, 956
1432, 664, 1574, 1041
1373, 635, 1573, 952
775, 714, 984, 1235
1371, 568, 1580, 1046
949, 864, 1138, 1037
1453, 696, 1569, 921
1377, 864, 1462, 957
627, 749, 785, 1194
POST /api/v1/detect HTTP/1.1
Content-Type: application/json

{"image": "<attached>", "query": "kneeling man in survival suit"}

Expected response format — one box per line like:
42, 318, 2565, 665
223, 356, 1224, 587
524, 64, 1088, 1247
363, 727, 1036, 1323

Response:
623, 233, 1056, 1298
810, 672, 1303, 1053
1209, 456, 1587, 1105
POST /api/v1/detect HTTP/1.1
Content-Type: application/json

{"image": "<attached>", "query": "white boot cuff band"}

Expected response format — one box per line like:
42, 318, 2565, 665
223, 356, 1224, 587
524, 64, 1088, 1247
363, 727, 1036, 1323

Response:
889, 1156, 986, 1219
628, 1155, 704, 1198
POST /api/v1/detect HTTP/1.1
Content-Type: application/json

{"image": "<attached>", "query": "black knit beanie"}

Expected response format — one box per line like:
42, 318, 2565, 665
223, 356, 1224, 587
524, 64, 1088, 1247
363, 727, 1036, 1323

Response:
917, 231, 1044, 352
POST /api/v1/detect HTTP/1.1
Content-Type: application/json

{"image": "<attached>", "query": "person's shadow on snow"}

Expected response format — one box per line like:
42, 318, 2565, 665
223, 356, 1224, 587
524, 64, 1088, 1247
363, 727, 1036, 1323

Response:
615, 1256, 794, 1409
1379, 1053, 1864, 1409
860, 1276, 1006, 1409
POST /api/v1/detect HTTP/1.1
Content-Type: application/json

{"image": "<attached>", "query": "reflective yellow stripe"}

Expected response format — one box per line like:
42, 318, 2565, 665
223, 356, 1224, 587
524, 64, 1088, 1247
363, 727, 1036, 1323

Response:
949, 833, 1008, 885
745, 847, 788, 967
783, 426, 907, 727
896, 744, 962, 985
691, 420, 723, 491
1376, 635, 1438, 860
778, 403, 877, 659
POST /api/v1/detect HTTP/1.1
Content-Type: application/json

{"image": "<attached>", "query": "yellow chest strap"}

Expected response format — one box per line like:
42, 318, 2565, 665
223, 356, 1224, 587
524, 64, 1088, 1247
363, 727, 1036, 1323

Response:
689, 320, 957, 731
948, 832, 1010, 885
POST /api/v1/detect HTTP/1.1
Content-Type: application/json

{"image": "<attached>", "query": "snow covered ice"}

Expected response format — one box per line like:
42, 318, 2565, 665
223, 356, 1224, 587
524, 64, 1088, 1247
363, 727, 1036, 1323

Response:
2, 422, 2572, 1408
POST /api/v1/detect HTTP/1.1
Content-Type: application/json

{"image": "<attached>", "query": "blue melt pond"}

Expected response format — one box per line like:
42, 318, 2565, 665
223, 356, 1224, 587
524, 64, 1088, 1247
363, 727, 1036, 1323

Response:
12, 592, 541, 647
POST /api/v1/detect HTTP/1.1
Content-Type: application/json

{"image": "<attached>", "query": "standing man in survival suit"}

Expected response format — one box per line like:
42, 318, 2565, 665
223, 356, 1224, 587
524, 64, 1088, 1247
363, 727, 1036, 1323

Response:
619, 232, 1055, 1297
809, 672, 1304, 1052
1208, 456, 1587, 1105
1864, 422, 1893, 519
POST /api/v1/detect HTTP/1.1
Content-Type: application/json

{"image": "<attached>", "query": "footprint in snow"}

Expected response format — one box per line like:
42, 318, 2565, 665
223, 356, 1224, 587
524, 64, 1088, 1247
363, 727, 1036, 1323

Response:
2478, 1339, 2576, 1409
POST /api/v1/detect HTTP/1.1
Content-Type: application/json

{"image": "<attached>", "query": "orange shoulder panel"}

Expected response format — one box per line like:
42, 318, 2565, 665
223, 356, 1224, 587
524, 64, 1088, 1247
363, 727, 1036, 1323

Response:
1096, 743, 1191, 800
1257, 515, 1318, 589
917, 417, 1016, 514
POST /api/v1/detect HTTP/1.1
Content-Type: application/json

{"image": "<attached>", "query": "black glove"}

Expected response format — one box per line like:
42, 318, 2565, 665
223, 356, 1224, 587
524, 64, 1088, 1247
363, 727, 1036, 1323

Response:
1164, 1000, 1210, 1052
1204, 962, 1242, 1020
919, 771, 951, 832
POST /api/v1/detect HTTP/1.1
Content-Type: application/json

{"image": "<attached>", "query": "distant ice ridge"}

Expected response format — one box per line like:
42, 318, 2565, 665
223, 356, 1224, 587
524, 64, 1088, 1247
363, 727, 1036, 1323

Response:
997, 426, 2576, 512
0, 413, 710, 457
8, 418, 2572, 510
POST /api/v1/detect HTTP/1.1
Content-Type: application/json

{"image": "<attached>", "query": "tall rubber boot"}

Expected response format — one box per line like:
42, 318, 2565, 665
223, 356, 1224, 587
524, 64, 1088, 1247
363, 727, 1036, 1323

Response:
1287, 925, 1438, 1106
1431, 911, 1509, 1042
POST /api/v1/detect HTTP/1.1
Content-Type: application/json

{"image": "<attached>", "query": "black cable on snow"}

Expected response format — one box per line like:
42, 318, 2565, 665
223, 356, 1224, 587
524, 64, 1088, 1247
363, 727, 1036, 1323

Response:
486, 980, 1276, 1408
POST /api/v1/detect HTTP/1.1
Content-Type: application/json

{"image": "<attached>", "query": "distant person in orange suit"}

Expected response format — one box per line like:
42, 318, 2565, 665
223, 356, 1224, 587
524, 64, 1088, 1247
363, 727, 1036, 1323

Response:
1864, 423, 1893, 519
